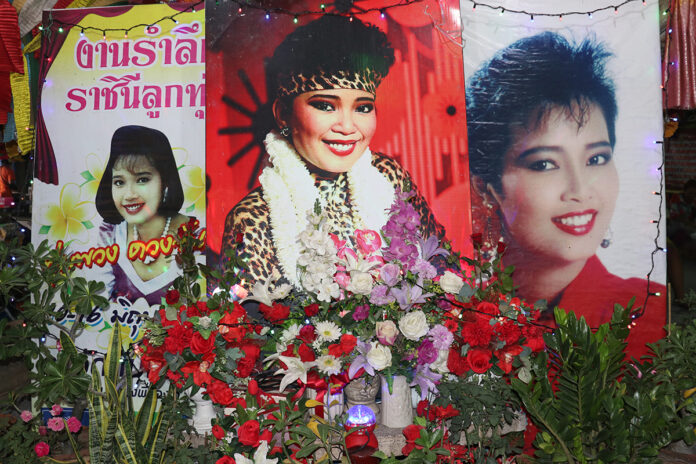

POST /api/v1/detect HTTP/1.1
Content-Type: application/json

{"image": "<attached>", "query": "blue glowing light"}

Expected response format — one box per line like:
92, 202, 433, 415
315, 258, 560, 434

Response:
346, 405, 376, 427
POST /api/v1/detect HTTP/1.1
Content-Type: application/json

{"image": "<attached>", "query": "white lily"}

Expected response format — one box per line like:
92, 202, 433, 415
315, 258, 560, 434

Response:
234, 440, 278, 464
275, 356, 314, 392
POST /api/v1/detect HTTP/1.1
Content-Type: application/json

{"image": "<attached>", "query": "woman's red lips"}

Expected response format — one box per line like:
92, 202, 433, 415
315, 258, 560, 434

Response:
122, 203, 145, 215
551, 210, 597, 236
324, 140, 357, 157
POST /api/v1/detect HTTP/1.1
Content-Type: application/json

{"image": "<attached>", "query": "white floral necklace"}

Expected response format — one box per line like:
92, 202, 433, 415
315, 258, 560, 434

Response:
260, 131, 394, 289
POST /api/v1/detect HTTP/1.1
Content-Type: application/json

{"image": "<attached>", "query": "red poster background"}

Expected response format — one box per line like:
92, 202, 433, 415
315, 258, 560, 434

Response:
205, 0, 471, 265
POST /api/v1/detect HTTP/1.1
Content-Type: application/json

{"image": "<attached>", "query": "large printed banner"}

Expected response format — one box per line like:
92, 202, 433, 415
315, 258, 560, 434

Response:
462, 0, 667, 348
205, 0, 472, 279
32, 3, 205, 391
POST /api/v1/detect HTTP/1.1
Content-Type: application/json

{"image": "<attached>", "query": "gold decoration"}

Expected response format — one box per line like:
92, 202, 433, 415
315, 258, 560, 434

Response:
10, 55, 33, 156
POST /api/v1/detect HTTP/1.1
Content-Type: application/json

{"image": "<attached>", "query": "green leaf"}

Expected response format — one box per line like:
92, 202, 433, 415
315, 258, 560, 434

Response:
39, 225, 51, 235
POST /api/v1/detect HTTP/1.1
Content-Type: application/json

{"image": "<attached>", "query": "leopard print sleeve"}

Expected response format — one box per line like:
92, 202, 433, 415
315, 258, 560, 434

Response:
220, 187, 280, 289
372, 153, 447, 242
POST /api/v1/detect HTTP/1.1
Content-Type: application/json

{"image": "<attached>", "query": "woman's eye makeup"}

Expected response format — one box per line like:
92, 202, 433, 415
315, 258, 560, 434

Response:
113, 179, 124, 187
587, 152, 612, 166
356, 103, 374, 113
137, 176, 151, 183
309, 100, 335, 111
526, 159, 558, 171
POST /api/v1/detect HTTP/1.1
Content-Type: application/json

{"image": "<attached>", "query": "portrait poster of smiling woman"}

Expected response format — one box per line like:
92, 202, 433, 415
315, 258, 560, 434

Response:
205, 0, 472, 291
461, 0, 667, 356
31, 3, 206, 379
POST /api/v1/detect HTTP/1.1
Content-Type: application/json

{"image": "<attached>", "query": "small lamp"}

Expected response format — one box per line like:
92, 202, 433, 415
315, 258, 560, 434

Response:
344, 405, 379, 464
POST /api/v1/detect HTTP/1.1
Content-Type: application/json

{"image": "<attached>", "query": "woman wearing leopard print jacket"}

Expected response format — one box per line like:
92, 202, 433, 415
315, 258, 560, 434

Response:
221, 15, 446, 291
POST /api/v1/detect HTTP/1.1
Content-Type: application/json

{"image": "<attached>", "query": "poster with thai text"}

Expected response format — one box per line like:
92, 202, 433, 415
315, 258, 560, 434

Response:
32, 2, 205, 395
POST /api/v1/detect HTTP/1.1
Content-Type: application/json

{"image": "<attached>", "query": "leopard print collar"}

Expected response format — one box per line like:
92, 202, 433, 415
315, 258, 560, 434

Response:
259, 131, 394, 289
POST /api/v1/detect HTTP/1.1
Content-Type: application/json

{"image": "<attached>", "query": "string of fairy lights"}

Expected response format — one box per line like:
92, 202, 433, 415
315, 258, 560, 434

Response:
24, 0, 675, 361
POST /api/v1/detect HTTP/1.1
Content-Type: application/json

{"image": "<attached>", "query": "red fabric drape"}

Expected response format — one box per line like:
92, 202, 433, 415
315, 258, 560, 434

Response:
663, 0, 696, 109
0, 0, 23, 125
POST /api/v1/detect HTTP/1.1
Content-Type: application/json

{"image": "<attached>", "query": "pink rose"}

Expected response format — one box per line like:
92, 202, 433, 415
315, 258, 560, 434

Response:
66, 416, 82, 433
51, 404, 63, 417
376, 320, 398, 346
20, 410, 33, 422
35, 441, 50, 457
334, 272, 351, 289
355, 229, 382, 255
47, 417, 65, 432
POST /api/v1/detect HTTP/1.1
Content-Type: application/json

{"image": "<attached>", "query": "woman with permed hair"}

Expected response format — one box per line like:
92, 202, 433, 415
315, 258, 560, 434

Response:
95, 125, 201, 306
467, 32, 665, 357
220, 15, 445, 291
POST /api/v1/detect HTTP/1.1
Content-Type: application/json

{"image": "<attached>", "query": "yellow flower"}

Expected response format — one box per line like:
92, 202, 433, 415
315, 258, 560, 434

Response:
80, 153, 106, 198
42, 183, 93, 241
182, 165, 205, 214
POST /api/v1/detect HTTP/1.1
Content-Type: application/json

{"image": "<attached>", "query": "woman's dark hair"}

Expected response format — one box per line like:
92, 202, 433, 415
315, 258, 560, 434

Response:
467, 32, 618, 193
267, 14, 395, 107
96, 125, 184, 224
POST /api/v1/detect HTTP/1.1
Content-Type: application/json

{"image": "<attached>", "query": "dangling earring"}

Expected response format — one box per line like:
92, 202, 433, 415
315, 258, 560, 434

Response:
161, 186, 169, 206
280, 126, 290, 137
601, 228, 613, 248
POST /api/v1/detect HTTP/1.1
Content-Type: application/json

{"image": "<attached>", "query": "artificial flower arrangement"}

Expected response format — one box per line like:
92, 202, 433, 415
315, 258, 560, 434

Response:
138, 191, 547, 463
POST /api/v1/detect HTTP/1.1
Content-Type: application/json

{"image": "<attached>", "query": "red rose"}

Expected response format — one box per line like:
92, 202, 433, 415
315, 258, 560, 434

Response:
35, 441, 50, 457
159, 307, 180, 327
164, 324, 192, 354
259, 428, 273, 444
298, 343, 316, 363
447, 348, 469, 376
471, 233, 483, 246
259, 302, 290, 323
339, 334, 357, 355
229, 397, 247, 409
219, 308, 248, 343
216, 457, 236, 464
238, 419, 260, 446
165, 289, 180, 305
495, 345, 524, 374
248, 379, 259, 396
186, 304, 201, 318
206, 380, 235, 406
433, 404, 460, 420
212, 424, 226, 440
304, 303, 319, 317
401, 424, 424, 455
328, 343, 343, 358
236, 343, 260, 378
298, 325, 317, 343
467, 347, 493, 374
190, 331, 217, 355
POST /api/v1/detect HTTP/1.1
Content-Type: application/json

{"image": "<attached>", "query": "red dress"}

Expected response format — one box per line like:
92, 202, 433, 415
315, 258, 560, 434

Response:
553, 255, 667, 359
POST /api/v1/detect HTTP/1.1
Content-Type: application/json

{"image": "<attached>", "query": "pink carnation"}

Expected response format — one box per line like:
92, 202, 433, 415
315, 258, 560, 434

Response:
47, 417, 65, 432
66, 416, 82, 433
20, 410, 33, 422
50, 404, 63, 417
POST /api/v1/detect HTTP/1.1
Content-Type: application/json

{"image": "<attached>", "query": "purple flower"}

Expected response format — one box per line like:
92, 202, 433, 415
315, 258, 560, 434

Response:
348, 340, 374, 378
353, 304, 370, 321
437, 299, 452, 311
390, 283, 432, 311
385, 237, 418, 268
429, 324, 454, 350
418, 235, 449, 261
379, 263, 401, 287
417, 339, 438, 365
370, 285, 395, 306
410, 365, 442, 400
412, 259, 437, 280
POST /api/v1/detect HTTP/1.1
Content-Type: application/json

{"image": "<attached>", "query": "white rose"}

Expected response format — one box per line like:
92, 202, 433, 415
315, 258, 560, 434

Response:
398, 310, 429, 341
366, 342, 392, 371
431, 348, 450, 374
347, 271, 374, 295
439, 271, 464, 294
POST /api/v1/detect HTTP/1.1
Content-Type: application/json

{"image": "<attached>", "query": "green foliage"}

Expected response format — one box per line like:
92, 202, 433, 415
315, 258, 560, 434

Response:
88, 324, 175, 464
512, 304, 696, 463
0, 414, 42, 464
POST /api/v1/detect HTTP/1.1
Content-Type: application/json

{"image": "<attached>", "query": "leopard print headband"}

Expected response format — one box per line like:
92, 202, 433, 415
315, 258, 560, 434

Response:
276, 68, 385, 98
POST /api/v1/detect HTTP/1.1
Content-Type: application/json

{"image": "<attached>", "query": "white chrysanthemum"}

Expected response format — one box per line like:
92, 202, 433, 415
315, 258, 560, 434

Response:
316, 321, 341, 342
280, 323, 301, 345
316, 355, 342, 376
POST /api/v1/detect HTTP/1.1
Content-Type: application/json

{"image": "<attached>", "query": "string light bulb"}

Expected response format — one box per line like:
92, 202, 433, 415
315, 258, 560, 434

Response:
80, 29, 84, 37
588, 12, 593, 18
499, 8, 504, 15
530, 14, 534, 21
614, 6, 618, 14
265, 11, 270, 20
472, 2, 476, 11
380, 9, 385, 18
58, 26, 64, 33
293, 15, 299, 24
559, 14, 563, 20
124, 30, 128, 38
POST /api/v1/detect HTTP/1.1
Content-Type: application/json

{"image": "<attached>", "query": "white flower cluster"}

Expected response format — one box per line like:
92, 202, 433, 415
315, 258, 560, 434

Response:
297, 211, 340, 302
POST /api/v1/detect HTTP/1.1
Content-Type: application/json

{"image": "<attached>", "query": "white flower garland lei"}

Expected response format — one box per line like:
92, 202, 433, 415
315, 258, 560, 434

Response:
259, 131, 394, 289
